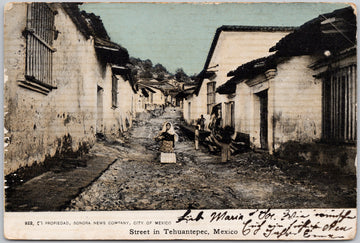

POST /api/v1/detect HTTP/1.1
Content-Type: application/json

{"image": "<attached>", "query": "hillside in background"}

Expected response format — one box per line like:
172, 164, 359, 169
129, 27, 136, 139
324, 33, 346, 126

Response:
127, 57, 194, 84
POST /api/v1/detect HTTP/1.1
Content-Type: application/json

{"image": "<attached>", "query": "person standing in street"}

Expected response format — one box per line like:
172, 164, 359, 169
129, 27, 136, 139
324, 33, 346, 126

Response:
198, 115, 206, 131
195, 125, 200, 150
213, 125, 234, 163
220, 126, 234, 162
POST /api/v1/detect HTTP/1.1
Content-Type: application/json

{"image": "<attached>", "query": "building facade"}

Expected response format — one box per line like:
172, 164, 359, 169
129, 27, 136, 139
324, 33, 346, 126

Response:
184, 25, 295, 127
217, 7, 356, 173
4, 2, 134, 175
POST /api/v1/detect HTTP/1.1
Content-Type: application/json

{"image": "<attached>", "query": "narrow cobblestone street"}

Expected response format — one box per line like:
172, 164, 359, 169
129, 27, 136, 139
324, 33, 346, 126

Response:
3, 3, 357, 241
6, 108, 356, 211
61, 107, 355, 211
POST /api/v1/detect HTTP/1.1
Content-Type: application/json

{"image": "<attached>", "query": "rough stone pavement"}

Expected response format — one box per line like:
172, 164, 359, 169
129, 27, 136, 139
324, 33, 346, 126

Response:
5, 141, 126, 211
64, 107, 356, 211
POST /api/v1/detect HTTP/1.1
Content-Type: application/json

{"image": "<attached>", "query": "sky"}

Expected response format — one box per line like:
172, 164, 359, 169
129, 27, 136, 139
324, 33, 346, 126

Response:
81, 2, 349, 75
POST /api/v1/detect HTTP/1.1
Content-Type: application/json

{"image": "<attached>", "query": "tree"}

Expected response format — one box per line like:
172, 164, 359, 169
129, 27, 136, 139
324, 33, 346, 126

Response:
139, 70, 153, 79
175, 68, 190, 83
156, 72, 165, 81
154, 63, 168, 73
143, 59, 153, 70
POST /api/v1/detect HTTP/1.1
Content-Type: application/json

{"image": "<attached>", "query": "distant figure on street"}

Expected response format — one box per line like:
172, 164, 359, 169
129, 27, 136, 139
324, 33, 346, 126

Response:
212, 125, 234, 163
195, 125, 200, 150
208, 106, 222, 131
154, 122, 178, 163
197, 115, 206, 131
216, 126, 234, 163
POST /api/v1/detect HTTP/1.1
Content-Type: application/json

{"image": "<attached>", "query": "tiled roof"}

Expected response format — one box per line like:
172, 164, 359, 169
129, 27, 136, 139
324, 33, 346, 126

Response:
218, 25, 297, 32
61, 3, 129, 65
217, 54, 277, 94
218, 6, 356, 95
270, 6, 356, 56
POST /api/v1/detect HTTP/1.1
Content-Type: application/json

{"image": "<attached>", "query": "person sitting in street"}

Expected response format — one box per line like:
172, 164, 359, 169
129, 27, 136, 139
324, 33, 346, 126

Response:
154, 122, 177, 153
154, 122, 178, 163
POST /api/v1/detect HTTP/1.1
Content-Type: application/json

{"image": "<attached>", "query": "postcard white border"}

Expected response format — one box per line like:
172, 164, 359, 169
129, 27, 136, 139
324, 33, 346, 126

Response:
1, 0, 359, 241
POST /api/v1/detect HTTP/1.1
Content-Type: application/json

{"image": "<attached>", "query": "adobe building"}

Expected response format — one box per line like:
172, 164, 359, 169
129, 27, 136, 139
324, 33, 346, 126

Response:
183, 25, 295, 128
4, 3, 133, 175
217, 7, 356, 173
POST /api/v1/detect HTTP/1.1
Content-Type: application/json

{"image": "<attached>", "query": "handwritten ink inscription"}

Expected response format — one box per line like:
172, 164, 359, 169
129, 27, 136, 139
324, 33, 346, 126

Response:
175, 209, 356, 240
176, 209, 204, 223
11, 208, 356, 240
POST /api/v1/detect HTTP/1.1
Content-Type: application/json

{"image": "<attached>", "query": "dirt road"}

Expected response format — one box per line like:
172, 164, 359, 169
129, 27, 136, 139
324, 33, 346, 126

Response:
65, 107, 356, 211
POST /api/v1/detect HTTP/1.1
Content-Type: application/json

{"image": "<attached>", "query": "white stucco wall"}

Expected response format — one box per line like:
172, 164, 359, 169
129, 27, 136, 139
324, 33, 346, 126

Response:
136, 93, 146, 113
152, 90, 165, 105
183, 98, 190, 122
196, 30, 292, 124
234, 82, 252, 134
210, 31, 291, 87
233, 55, 322, 152
4, 3, 100, 175
100, 69, 137, 136
271, 56, 322, 150
183, 93, 211, 128
117, 75, 136, 131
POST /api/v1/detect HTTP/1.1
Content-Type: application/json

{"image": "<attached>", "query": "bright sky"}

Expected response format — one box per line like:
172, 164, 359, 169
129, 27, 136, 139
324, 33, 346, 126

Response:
81, 2, 348, 75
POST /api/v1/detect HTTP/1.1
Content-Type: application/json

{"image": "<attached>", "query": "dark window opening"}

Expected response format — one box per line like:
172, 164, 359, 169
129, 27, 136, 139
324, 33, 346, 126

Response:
112, 75, 118, 108
25, 3, 56, 88
207, 82, 216, 114
322, 64, 356, 143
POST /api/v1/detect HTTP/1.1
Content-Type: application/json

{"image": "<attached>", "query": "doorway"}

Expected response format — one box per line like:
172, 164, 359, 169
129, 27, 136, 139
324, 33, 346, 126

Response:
96, 85, 104, 134
188, 102, 191, 121
224, 101, 235, 128
257, 90, 268, 150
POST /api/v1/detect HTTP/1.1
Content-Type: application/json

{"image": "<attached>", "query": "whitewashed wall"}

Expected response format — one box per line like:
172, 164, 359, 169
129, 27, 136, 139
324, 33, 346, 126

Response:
197, 30, 292, 124
271, 56, 322, 151
233, 55, 322, 152
4, 3, 99, 175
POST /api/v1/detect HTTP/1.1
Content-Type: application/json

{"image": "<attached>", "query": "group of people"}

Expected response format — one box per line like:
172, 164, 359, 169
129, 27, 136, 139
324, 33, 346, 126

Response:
207, 107, 234, 163
153, 107, 234, 163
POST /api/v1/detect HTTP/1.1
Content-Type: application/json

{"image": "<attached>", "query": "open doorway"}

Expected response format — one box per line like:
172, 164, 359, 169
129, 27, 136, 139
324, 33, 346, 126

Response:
257, 90, 268, 150
188, 102, 191, 121
96, 85, 104, 134
224, 101, 235, 128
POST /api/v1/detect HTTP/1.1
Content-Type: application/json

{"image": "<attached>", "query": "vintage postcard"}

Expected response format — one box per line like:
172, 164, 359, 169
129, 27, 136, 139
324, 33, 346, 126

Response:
3, 1, 357, 240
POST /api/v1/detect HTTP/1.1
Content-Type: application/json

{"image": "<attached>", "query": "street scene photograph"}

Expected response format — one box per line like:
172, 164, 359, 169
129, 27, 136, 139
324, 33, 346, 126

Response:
4, 2, 356, 213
